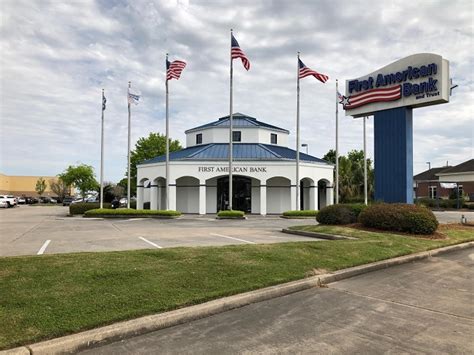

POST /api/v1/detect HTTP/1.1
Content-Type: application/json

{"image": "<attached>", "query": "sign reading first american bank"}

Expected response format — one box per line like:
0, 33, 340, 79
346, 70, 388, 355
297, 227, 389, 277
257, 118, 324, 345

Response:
344, 53, 450, 117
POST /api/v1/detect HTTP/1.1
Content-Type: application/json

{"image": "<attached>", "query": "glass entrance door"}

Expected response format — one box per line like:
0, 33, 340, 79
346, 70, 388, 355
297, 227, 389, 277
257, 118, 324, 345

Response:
217, 176, 251, 212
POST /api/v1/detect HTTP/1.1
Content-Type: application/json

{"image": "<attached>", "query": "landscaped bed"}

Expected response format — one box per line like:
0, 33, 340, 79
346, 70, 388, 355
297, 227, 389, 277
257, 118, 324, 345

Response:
1, 224, 473, 350
281, 210, 318, 218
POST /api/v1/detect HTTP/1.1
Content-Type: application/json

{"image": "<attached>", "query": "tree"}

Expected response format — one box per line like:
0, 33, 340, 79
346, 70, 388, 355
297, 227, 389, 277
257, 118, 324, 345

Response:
60, 164, 98, 200
322, 149, 374, 203
125, 132, 182, 196
35, 177, 47, 197
49, 177, 70, 201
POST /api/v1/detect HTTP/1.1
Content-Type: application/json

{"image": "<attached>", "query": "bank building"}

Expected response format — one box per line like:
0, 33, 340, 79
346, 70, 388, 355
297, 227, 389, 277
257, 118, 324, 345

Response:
136, 113, 334, 214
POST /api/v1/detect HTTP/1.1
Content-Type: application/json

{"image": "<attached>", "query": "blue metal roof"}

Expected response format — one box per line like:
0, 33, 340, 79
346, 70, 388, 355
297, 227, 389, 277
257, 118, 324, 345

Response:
184, 113, 290, 134
139, 143, 329, 165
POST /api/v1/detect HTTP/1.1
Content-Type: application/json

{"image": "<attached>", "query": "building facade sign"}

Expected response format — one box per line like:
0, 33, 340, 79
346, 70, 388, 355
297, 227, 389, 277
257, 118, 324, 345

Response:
198, 166, 267, 173
344, 53, 450, 117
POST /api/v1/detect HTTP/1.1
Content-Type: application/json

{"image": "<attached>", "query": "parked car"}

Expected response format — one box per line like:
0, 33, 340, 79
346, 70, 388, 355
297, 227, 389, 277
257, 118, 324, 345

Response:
0, 200, 8, 208
62, 196, 74, 206
25, 197, 38, 204
17, 197, 26, 204
0, 195, 17, 208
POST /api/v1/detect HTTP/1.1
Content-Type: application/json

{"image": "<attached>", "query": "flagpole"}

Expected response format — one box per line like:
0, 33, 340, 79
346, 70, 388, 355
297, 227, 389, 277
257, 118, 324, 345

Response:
364, 116, 368, 205
165, 54, 170, 211
335, 79, 339, 204
127, 81, 131, 209
100, 89, 105, 209
296, 52, 301, 211
228, 29, 234, 211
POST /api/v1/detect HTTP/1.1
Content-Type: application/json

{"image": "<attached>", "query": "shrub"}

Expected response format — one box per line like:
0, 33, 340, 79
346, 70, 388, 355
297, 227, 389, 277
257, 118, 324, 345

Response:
69, 202, 111, 215
217, 210, 245, 218
316, 204, 357, 225
84, 209, 181, 217
282, 210, 318, 217
358, 203, 438, 235
344, 203, 368, 217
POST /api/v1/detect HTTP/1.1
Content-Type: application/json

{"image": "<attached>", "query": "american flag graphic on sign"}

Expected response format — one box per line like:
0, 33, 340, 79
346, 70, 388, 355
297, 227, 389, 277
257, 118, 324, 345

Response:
298, 59, 329, 83
231, 34, 250, 71
167, 59, 187, 81
344, 85, 401, 109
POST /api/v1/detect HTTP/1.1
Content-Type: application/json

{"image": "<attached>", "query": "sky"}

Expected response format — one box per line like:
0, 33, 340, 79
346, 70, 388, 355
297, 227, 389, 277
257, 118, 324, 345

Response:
1, 0, 473, 182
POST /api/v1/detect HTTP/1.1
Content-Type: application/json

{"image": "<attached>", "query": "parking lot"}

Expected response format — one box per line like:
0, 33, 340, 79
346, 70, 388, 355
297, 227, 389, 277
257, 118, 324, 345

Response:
0, 206, 319, 257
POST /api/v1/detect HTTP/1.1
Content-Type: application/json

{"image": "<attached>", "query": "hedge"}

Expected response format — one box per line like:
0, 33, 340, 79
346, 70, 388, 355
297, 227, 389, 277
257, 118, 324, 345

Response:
359, 203, 438, 235
315, 204, 367, 225
69, 203, 111, 215
217, 210, 245, 218
282, 210, 318, 217
84, 209, 181, 217
316, 204, 357, 225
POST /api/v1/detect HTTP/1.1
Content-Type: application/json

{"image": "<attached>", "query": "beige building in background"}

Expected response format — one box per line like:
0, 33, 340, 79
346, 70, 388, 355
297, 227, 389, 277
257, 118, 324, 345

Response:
0, 173, 72, 197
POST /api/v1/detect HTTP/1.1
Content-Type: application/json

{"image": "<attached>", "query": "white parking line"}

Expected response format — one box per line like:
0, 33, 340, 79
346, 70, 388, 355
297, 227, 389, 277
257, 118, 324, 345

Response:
210, 233, 256, 244
139, 237, 162, 249
37, 240, 51, 255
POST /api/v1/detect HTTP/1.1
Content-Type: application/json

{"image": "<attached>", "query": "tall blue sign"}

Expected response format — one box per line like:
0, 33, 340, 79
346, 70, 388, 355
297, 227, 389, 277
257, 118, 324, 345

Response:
343, 54, 450, 203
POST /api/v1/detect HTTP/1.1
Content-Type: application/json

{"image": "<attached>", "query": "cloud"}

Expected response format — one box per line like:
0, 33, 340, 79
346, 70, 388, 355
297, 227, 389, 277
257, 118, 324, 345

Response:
0, 0, 472, 182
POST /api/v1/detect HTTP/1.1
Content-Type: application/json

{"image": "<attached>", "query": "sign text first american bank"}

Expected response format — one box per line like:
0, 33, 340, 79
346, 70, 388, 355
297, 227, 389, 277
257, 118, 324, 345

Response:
348, 63, 438, 97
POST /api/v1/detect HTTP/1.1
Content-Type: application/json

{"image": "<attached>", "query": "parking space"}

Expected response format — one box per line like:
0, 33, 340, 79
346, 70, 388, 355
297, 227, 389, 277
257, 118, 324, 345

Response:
0, 206, 320, 257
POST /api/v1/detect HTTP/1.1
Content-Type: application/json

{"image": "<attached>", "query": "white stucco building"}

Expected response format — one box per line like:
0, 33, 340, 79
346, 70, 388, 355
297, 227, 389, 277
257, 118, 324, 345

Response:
136, 113, 334, 214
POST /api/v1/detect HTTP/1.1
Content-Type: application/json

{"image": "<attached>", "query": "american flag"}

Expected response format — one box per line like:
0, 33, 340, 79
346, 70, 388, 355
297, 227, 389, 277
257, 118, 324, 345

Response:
127, 91, 140, 105
167, 59, 186, 81
231, 34, 250, 71
344, 85, 401, 109
298, 59, 329, 83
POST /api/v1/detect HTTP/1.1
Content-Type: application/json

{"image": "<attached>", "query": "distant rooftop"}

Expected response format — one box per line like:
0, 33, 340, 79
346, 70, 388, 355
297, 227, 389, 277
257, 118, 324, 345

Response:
185, 113, 290, 134
437, 159, 474, 175
139, 143, 329, 165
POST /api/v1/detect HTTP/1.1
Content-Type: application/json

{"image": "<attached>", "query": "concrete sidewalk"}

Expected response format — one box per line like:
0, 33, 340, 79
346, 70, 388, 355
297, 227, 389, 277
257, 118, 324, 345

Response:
81, 248, 474, 354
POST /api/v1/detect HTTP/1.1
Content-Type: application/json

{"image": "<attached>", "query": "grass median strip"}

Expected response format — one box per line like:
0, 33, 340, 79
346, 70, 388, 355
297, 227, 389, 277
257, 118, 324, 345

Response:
1, 225, 473, 350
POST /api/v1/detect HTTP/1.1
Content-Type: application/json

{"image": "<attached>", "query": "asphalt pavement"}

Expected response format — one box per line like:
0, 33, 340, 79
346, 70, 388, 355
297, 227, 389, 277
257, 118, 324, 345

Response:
81, 247, 474, 354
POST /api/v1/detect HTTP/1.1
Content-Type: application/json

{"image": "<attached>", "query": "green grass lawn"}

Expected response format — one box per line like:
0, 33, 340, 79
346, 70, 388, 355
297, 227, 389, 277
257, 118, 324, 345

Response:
1, 225, 473, 349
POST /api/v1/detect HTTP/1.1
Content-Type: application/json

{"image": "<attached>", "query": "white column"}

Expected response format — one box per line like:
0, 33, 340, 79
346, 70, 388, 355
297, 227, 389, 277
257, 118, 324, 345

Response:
309, 184, 316, 210
168, 180, 177, 211
260, 184, 267, 216
150, 184, 158, 210
136, 186, 144, 209
199, 180, 206, 215
290, 182, 297, 211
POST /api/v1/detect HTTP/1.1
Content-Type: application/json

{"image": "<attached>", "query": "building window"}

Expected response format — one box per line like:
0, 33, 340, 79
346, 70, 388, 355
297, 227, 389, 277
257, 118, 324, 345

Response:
271, 133, 277, 144
429, 186, 437, 199
232, 131, 241, 142
196, 133, 202, 145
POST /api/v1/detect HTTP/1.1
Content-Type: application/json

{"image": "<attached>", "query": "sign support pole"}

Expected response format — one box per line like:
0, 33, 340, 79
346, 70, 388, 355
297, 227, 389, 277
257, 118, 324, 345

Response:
364, 116, 368, 205
100, 89, 105, 209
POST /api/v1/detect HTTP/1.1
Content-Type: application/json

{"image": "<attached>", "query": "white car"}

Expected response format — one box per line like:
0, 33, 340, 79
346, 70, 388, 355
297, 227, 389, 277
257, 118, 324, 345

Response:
0, 200, 8, 208
0, 195, 17, 208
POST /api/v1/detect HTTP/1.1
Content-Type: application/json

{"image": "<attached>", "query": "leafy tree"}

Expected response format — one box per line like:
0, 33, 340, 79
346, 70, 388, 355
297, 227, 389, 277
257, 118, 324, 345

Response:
35, 177, 47, 197
60, 164, 98, 200
125, 132, 182, 196
49, 177, 70, 201
322, 149, 374, 203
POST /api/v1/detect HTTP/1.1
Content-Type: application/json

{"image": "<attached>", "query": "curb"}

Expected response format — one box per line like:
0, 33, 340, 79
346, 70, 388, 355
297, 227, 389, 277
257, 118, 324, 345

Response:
3, 241, 473, 355
281, 228, 353, 240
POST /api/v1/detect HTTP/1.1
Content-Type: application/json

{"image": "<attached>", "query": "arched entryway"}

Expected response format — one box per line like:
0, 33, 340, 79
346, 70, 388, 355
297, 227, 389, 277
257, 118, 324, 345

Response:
318, 179, 331, 209
300, 178, 315, 210
216, 175, 251, 212
151, 177, 166, 210
266, 177, 291, 214
176, 176, 200, 213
